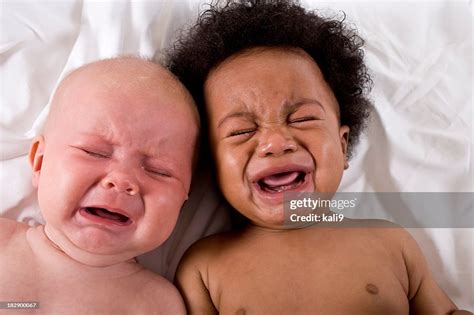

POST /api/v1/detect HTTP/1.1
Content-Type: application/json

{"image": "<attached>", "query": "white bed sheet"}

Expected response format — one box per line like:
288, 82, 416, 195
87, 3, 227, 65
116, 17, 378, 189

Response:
0, 0, 472, 309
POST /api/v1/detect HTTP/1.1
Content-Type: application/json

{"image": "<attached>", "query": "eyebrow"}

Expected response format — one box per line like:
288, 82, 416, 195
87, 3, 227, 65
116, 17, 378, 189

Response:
78, 132, 174, 161
77, 132, 115, 143
217, 111, 255, 128
284, 99, 326, 114
217, 98, 326, 128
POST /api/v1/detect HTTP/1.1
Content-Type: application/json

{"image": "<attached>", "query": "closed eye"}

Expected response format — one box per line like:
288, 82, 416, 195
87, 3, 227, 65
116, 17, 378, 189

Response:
143, 167, 172, 178
289, 116, 320, 124
78, 148, 110, 158
228, 128, 257, 137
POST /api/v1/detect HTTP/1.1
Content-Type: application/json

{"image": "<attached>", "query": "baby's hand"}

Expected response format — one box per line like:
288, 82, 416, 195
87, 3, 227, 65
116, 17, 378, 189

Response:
451, 310, 473, 315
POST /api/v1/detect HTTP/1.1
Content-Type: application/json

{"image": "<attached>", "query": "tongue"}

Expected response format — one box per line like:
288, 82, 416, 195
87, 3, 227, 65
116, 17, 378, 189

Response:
93, 208, 128, 222
261, 171, 300, 187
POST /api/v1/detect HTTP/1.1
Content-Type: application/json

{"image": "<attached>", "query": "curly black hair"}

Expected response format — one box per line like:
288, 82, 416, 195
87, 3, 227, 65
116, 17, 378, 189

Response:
167, 0, 372, 158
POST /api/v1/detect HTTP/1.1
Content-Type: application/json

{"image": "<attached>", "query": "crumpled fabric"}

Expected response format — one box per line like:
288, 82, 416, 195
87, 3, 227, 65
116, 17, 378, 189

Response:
0, 0, 471, 308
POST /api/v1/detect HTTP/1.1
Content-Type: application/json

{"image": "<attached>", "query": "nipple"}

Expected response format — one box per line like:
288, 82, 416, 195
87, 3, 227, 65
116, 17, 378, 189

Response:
235, 308, 246, 315
365, 283, 379, 295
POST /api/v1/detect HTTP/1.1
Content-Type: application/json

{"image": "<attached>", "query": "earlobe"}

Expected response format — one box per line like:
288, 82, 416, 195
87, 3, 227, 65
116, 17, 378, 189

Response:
339, 126, 350, 170
29, 136, 45, 187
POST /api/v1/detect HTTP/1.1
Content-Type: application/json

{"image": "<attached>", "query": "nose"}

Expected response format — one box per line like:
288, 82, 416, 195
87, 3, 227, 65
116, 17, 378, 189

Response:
257, 127, 297, 158
101, 171, 139, 196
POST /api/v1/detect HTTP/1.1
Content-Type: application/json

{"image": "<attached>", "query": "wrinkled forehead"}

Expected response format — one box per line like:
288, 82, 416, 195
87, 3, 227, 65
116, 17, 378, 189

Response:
205, 47, 340, 117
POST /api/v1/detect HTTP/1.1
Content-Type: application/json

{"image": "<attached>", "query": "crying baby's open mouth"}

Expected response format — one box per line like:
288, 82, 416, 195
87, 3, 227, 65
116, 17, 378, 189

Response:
257, 171, 306, 193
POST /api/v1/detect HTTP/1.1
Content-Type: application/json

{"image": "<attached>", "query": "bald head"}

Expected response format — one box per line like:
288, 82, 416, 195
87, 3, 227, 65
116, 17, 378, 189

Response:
45, 57, 199, 135
29, 58, 201, 262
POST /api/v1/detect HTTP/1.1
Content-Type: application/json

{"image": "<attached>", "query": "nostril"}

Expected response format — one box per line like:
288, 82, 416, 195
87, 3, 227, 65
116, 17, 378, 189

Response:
284, 142, 297, 153
104, 181, 115, 189
125, 186, 137, 196
101, 175, 138, 195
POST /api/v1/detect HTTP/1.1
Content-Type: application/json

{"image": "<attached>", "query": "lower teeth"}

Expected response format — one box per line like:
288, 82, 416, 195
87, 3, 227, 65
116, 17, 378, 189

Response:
266, 184, 295, 193
260, 173, 306, 193
273, 185, 288, 193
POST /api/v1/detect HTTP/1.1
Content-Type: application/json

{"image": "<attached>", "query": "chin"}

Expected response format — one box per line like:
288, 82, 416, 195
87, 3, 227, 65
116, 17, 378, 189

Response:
45, 227, 137, 267
248, 205, 286, 228
69, 228, 133, 255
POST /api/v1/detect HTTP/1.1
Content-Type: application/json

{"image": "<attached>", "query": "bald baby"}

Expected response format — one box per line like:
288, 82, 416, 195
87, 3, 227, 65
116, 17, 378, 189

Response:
0, 57, 198, 314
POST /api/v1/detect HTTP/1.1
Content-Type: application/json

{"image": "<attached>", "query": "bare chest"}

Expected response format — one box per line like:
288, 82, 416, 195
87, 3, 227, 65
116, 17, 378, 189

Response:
215, 267, 408, 314
208, 234, 409, 314
0, 255, 144, 314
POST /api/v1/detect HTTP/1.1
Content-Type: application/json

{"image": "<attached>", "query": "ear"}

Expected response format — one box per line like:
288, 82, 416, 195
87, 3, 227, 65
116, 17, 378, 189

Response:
339, 125, 350, 170
29, 136, 45, 187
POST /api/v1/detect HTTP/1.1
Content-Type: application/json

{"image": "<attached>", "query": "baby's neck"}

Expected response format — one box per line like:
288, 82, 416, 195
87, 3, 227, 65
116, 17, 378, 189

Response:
26, 225, 144, 278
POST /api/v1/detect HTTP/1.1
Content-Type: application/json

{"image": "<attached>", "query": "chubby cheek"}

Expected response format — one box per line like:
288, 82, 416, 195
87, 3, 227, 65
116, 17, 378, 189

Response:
138, 192, 183, 249
311, 139, 346, 192
38, 155, 95, 222
214, 144, 248, 205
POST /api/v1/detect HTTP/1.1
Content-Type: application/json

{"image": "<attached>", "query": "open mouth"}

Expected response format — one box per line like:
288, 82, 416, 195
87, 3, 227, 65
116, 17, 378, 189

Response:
257, 171, 307, 193
82, 207, 132, 226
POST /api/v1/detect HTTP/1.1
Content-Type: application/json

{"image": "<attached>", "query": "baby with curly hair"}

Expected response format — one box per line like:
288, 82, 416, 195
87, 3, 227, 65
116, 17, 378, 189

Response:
167, 0, 468, 314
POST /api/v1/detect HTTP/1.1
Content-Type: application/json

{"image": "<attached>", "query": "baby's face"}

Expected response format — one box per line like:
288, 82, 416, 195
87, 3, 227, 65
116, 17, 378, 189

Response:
30, 60, 198, 263
204, 48, 349, 228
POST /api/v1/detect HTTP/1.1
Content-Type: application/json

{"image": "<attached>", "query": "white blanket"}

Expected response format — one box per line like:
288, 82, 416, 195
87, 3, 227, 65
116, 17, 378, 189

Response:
1, 0, 472, 309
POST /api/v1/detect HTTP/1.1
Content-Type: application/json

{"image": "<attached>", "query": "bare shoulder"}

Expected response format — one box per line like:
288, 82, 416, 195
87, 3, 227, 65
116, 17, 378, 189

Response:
361, 220, 423, 259
178, 232, 234, 271
352, 219, 424, 265
352, 219, 458, 312
0, 217, 28, 248
175, 233, 223, 286
174, 232, 234, 314
340, 219, 423, 279
134, 269, 185, 314
368, 219, 411, 237
344, 218, 413, 243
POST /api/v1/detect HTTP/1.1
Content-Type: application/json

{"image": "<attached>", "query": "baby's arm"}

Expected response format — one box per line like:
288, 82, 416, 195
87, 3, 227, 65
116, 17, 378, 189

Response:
175, 240, 218, 315
130, 269, 186, 314
397, 228, 461, 314
142, 277, 186, 314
